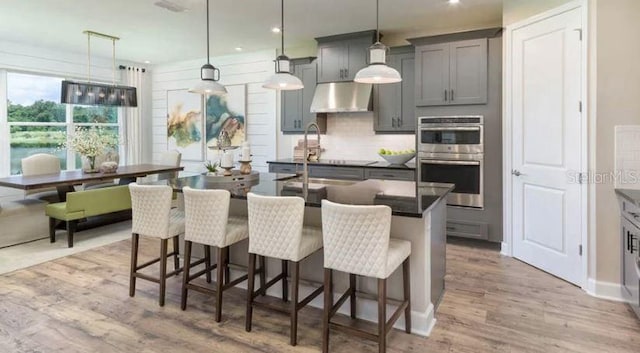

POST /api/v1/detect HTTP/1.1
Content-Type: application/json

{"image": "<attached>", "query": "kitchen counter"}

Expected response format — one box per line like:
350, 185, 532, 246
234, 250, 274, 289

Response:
268, 158, 416, 170
164, 172, 447, 218
615, 188, 640, 206
157, 172, 449, 336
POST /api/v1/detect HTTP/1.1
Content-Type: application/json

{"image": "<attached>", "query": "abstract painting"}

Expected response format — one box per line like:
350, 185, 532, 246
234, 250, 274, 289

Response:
205, 84, 246, 148
167, 89, 204, 161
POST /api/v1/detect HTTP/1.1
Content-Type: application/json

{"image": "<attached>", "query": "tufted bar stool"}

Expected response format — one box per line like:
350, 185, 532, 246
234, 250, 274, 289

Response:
181, 187, 251, 322
320, 200, 411, 353
128, 183, 184, 307
245, 192, 324, 346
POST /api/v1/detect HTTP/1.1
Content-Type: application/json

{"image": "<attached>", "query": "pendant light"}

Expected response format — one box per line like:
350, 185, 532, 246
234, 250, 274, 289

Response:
354, 0, 402, 84
263, 0, 303, 90
61, 31, 138, 107
189, 0, 227, 95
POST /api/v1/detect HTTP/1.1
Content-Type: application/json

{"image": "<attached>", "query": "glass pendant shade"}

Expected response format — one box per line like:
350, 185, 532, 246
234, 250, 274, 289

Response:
354, 42, 402, 84
263, 55, 303, 90
189, 63, 227, 95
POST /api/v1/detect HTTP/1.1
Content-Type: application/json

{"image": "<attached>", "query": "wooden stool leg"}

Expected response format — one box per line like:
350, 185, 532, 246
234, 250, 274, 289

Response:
290, 261, 300, 346
159, 239, 168, 307
403, 258, 411, 333
245, 253, 256, 332
259, 256, 266, 296
215, 247, 225, 322
282, 260, 289, 302
224, 247, 231, 285
129, 233, 139, 297
204, 245, 212, 283
172, 236, 180, 274
181, 240, 193, 310
49, 218, 56, 243
378, 278, 387, 353
322, 268, 333, 353
350, 273, 357, 319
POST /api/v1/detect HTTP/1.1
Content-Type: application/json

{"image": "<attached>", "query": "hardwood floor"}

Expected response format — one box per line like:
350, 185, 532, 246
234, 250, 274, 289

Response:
0, 236, 639, 353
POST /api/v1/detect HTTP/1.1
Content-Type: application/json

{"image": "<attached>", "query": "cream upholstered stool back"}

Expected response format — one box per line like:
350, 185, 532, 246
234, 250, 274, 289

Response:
128, 183, 184, 306
158, 150, 182, 180
245, 192, 324, 346
320, 199, 412, 353
21, 153, 61, 196
181, 187, 249, 322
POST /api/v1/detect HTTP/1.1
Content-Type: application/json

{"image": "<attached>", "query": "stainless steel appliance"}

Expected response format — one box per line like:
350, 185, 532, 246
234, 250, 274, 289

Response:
418, 116, 483, 154
418, 116, 484, 208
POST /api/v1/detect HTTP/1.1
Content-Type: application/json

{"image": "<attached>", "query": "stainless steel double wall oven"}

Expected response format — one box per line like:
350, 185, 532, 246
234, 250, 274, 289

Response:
417, 116, 484, 208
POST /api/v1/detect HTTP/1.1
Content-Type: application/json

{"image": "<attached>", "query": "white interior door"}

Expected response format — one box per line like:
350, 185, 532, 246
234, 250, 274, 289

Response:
511, 7, 583, 285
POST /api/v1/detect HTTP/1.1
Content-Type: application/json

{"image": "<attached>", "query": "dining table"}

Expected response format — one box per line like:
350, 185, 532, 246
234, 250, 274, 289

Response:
0, 164, 184, 201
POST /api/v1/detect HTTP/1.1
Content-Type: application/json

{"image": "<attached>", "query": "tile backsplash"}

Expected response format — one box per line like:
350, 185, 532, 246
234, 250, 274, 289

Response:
279, 113, 416, 161
614, 125, 640, 189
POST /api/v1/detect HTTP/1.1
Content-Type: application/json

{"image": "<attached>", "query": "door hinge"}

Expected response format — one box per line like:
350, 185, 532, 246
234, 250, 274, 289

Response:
579, 101, 582, 112
574, 28, 582, 41
578, 172, 585, 184
579, 244, 583, 256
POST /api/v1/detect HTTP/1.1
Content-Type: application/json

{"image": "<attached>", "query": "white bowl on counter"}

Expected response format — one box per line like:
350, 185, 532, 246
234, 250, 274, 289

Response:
378, 152, 416, 165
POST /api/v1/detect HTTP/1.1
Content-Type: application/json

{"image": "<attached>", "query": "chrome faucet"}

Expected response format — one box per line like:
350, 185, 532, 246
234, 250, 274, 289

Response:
302, 122, 321, 199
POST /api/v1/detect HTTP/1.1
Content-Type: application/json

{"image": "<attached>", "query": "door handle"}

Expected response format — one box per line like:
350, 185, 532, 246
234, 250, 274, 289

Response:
345, 68, 348, 78
444, 89, 448, 102
392, 118, 396, 128
451, 89, 454, 101
628, 231, 632, 251
512, 169, 524, 176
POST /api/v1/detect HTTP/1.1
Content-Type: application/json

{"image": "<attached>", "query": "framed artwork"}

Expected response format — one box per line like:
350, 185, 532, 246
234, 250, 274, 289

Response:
167, 89, 204, 161
205, 84, 246, 148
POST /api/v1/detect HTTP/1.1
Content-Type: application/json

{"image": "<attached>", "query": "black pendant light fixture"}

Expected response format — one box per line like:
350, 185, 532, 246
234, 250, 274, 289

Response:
61, 31, 138, 107
263, 0, 303, 90
354, 0, 402, 84
189, 0, 227, 95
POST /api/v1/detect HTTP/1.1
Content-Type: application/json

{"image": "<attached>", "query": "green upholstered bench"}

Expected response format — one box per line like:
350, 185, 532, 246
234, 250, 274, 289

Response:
45, 185, 132, 248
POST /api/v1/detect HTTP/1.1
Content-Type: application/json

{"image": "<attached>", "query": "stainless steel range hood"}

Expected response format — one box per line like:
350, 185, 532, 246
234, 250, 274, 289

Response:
310, 82, 373, 113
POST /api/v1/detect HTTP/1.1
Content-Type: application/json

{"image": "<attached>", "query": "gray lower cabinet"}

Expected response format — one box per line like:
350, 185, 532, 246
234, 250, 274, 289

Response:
364, 168, 415, 181
268, 163, 299, 174
374, 47, 416, 133
415, 38, 488, 106
281, 58, 325, 134
316, 31, 376, 83
446, 219, 489, 240
268, 163, 415, 182
308, 165, 364, 180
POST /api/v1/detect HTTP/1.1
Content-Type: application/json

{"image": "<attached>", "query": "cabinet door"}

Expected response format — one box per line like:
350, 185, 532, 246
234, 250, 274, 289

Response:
281, 86, 302, 132
344, 38, 371, 81
415, 43, 450, 106
622, 218, 640, 304
317, 43, 346, 83
449, 38, 488, 105
299, 62, 318, 128
397, 53, 416, 132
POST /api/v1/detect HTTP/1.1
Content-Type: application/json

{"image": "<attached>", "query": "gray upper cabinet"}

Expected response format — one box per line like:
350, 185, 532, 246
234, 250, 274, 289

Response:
316, 31, 375, 83
415, 38, 487, 106
374, 47, 416, 133
281, 58, 325, 134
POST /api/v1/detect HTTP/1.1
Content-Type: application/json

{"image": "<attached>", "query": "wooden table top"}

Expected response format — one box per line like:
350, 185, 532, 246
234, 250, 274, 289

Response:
0, 164, 184, 190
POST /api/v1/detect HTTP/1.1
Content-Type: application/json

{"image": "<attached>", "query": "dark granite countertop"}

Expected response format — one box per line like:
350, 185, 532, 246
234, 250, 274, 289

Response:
268, 158, 416, 170
164, 172, 449, 218
615, 189, 640, 206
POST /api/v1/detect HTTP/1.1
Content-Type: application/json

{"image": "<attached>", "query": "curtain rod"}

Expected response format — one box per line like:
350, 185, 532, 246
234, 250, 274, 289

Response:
118, 65, 146, 73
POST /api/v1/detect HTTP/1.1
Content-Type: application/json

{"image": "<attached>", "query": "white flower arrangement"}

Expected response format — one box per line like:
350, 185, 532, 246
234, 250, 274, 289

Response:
62, 126, 118, 171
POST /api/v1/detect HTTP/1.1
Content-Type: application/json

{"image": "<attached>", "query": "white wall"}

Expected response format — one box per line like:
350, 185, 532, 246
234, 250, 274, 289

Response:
150, 50, 277, 173
278, 113, 415, 161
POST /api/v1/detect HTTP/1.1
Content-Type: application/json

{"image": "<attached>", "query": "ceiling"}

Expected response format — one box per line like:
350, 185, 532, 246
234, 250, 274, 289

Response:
0, 0, 503, 64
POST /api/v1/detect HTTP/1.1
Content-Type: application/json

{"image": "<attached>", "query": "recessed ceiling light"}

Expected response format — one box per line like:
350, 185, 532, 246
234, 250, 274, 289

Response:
271, 27, 281, 33
144, 60, 151, 64
449, 0, 460, 4
235, 47, 243, 51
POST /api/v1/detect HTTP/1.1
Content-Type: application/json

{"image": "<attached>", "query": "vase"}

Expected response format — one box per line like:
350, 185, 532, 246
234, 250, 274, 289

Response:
82, 155, 100, 173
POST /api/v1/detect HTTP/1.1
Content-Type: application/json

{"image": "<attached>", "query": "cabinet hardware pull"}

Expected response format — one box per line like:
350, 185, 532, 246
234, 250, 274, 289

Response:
391, 118, 396, 128
628, 231, 632, 251
345, 68, 348, 78
444, 90, 448, 101
451, 89, 454, 101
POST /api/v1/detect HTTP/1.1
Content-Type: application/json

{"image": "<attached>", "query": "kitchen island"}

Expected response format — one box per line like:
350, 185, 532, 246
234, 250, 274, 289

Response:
162, 172, 451, 336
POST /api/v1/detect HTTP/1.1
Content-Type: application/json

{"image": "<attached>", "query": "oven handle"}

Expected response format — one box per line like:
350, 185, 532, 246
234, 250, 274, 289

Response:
420, 127, 481, 132
420, 159, 481, 166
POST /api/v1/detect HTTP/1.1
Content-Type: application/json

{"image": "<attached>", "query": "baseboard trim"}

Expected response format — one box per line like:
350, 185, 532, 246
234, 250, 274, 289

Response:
586, 278, 625, 302
500, 242, 511, 256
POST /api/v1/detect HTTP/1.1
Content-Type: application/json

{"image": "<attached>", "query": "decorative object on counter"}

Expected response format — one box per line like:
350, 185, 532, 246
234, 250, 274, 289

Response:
220, 150, 234, 168
204, 161, 219, 176
189, 0, 226, 96
167, 89, 204, 161
354, 0, 402, 84
239, 160, 252, 175
221, 165, 234, 177
62, 126, 118, 173
206, 84, 246, 148
100, 161, 118, 173
263, 0, 304, 90
378, 148, 416, 165
293, 139, 323, 160
240, 141, 251, 162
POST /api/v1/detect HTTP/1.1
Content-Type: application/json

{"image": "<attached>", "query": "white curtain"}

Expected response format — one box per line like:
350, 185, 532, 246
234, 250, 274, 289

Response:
123, 67, 145, 165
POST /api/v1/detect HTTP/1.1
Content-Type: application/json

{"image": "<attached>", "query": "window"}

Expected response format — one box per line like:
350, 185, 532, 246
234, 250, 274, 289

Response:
5, 72, 123, 175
